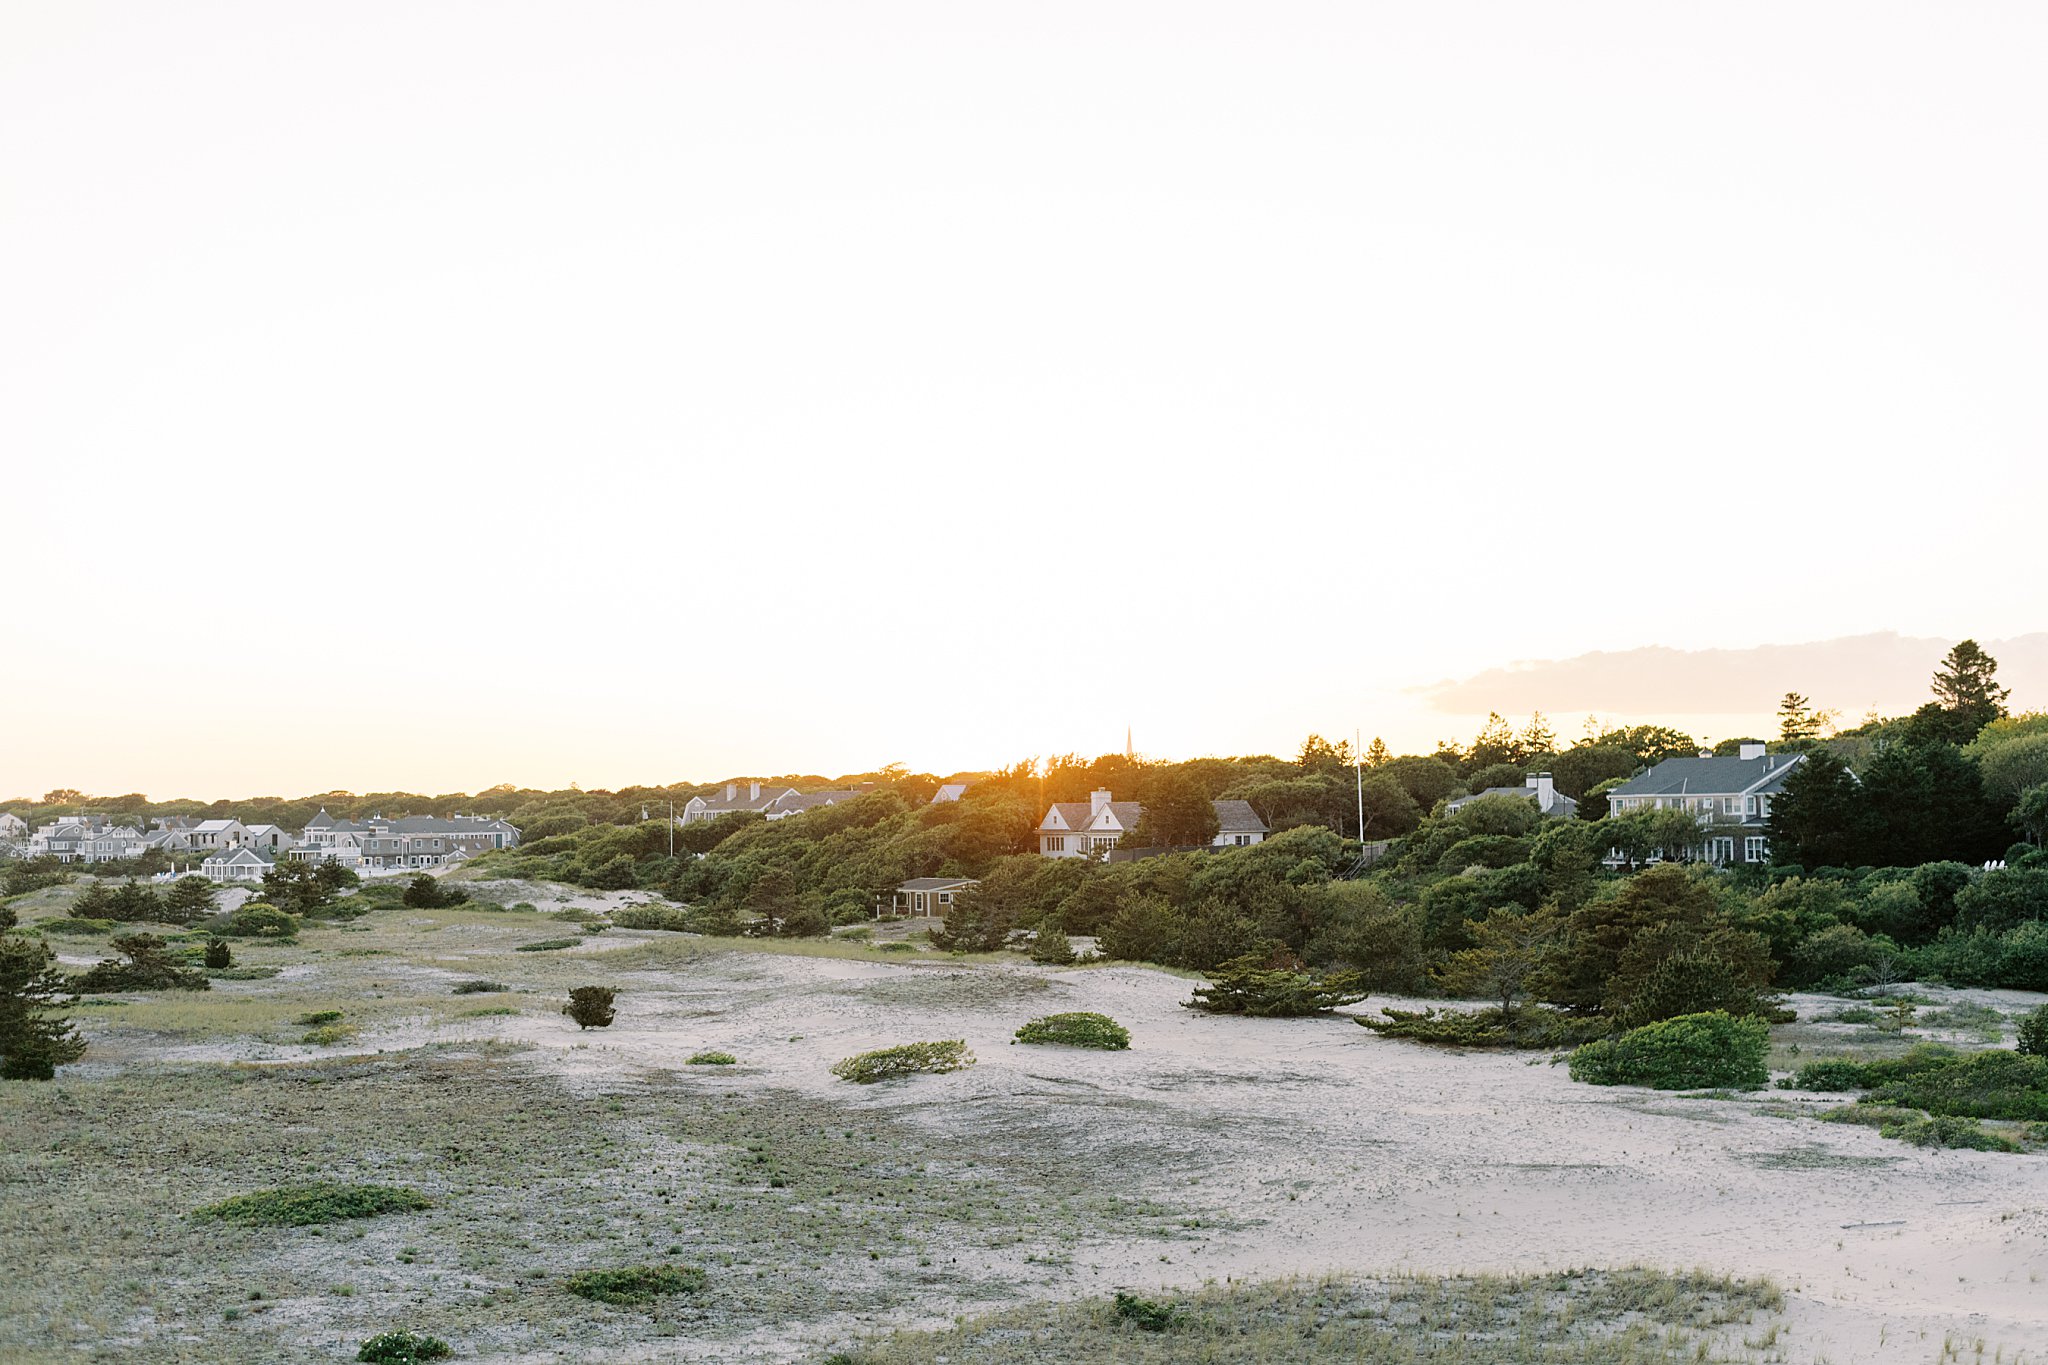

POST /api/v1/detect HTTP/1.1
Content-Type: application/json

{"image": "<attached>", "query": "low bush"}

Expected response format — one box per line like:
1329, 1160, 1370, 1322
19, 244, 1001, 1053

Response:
303, 1023, 358, 1046
613, 904, 692, 932
452, 979, 508, 995
401, 876, 469, 910
357, 1330, 453, 1363
685, 1050, 736, 1066
565, 986, 617, 1029
1014, 1012, 1130, 1050
1029, 924, 1077, 965
2019, 1004, 2048, 1057
1567, 1012, 1770, 1091
72, 934, 210, 993
875, 942, 917, 954
460, 1006, 518, 1017
194, 1182, 431, 1226
1787, 1045, 2048, 1121
217, 903, 302, 939
209, 965, 279, 980
515, 938, 580, 953
297, 1009, 344, 1026
203, 938, 232, 969
1358, 1005, 1610, 1050
1184, 954, 1367, 1017
563, 1263, 706, 1305
831, 1039, 975, 1084
1880, 1115, 2020, 1152
1113, 1290, 1175, 1332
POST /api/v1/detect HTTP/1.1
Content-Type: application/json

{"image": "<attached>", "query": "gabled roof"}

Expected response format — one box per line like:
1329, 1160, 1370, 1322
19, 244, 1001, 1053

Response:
1093, 801, 1143, 831
898, 876, 979, 891
192, 819, 243, 833
1041, 802, 1092, 831
203, 845, 274, 866
304, 808, 333, 829
1211, 800, 1269, 834
931, 783, 969, 803
1609, 753, 1806, 799
772, 790, 864, 815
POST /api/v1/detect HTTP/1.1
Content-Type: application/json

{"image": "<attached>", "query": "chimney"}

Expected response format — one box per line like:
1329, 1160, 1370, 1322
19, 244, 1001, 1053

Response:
1527, 772, 1555, 803
749, 781, 761, 801
1739, 742, 1766, 761
724, 782, 737, 802
1090, 789, 1113, 817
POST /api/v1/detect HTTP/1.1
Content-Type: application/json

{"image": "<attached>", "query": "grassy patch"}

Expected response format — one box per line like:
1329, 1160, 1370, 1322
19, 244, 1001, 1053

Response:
452, 979, 509, 994
828, 1268, 1783, 1363
1014, 1012, 1131, 1051
685, 1050, 736, 1066
564, 1263, 707, 1305
514, 938, 581, 953
193, 1182, 433, 1227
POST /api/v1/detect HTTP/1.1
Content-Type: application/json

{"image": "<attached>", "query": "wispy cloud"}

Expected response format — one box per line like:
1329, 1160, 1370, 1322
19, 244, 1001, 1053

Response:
1414, 632, 2048, 718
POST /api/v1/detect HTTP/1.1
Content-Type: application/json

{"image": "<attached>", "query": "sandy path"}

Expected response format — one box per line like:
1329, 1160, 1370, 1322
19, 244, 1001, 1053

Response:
466, 948, 2048, 1364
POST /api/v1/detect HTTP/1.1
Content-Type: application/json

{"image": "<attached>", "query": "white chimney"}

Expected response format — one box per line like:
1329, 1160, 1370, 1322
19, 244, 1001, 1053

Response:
1090, 788, 1114, 817
749, 781, 761, 801
1527, 772, 1555, 804
724, 782, 737, 802
1739, 742, 1766, 761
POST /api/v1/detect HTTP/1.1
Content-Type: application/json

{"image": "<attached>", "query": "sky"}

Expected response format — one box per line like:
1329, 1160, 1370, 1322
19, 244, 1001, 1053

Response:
3, 2, 2044, 801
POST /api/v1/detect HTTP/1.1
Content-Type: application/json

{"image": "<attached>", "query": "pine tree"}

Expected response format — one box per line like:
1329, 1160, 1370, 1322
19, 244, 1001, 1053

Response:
1518, 713, 1558, 762
1931, 640, 2010, 723
1364, 736, 1390, 768
1777, 692, 1821, 742
163, 875, 218, 925
0, 934, 88, 1080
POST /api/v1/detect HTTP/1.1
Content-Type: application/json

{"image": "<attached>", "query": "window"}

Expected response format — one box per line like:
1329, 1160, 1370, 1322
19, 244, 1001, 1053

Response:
1044, 836, 1064, 852
1745, 796, 1758, 816
1705, 836, 1735, 863
1745, 836, 1769, 863
938, 893, 952, 905
1722, 797, 1742, 816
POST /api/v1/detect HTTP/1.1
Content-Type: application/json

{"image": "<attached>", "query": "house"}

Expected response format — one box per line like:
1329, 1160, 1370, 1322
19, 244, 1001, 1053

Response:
0, 812, 28, 843
1604, 743, 1806, 864
188, 819, 249, 851
28, 820, 101, 862
243, 824, 298, 855
141, 826, 194, 855
1038, 790, 1270, 858
765, 790, 868, 820
294, 811, 520, 866
679, 782, 803, 826
1446, 772, 1580, 820
81, 826, 148, 863
202, 845, 275, 883
893, 876, 979, 916
930, 783, 970, 804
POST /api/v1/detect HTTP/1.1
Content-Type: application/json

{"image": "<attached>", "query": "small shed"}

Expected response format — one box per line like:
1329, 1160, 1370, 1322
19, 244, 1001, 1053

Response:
892, 876, 978, 917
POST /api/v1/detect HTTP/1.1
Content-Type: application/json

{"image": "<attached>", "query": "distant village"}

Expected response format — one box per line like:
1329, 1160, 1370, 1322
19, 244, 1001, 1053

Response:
0, 810, 522, 883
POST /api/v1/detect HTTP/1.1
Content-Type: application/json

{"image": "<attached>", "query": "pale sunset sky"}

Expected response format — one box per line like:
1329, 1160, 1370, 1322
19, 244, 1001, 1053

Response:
3, 3, 2043, 800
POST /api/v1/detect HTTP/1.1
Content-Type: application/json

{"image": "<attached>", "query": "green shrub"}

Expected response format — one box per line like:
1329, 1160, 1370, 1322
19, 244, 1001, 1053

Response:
1113, 1290, 1174, 1331
831, 1040, 975, 1084
218, 903, 301, 939
1359, 1005, 1610, 1050
452, 980, 508, 995
1029, 923, 1077, 965
297, 1009, 344, 1026
357, 1330, 452, 1363
401, 876, 469, 910
1567, 1012, 1770, 1091
2018, 1004, 2048, 1057
1869, 1049, 2048, 1121
460, 1006, 518, 1017
194, 1182, 431, 1226
303, 1023, 358, 1046
685, 1050, 736, 1065
515, 938, 580, 953
565, 986, 616, 1029
1185, 954, 1366, 1017
202, 938, 232, 969
1880, 1115, 2019, 1152
209, 965, 280, 980
1015, 1011, 1130, 1050
564, 1263, 706, 1305
1790, 1057, 1887, 1091
875, 942, 917, 954
72, 933, 210, 993
613, 904, 692, 932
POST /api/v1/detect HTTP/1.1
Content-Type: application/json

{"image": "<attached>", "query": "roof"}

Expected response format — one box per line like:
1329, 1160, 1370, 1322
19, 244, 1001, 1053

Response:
931, 783, 969, 803
203, 846, 274, 866
773, 790, 864, 814
898, 876, 979, 892
1447, 785, 1580, 816
1042, 802, 1094, 830
191, 819, 242, 833
1211, 799, 1269, 834
1609, 753, 1806, 799
304, 808, 333, 829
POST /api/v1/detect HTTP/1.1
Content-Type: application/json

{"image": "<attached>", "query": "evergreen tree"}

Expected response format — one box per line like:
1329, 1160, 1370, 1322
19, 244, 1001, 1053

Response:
1777, 693, 1822, 742
1766, 749, 1873, 869
163, 875, 218, 924
1466, 713, 1518, 770
0, 934, 88, 1079
1518, 713, 1559, 763
1364, 736, 1390, 768
1932, 639, 2010, 720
